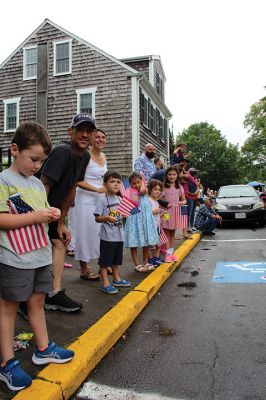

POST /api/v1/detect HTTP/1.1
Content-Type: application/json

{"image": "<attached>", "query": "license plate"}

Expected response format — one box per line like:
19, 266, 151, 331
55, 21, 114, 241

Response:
235, 213, 246, 219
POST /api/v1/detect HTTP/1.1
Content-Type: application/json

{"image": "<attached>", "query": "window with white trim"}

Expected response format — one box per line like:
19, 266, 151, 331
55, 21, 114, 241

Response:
75, 87, 97, 117
23, 46, 37, 80
53, 39, 72, 76
3, 98, 21, 132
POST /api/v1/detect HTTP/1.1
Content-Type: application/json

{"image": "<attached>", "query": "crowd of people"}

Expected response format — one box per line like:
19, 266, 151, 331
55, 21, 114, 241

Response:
0, 113, 222, 392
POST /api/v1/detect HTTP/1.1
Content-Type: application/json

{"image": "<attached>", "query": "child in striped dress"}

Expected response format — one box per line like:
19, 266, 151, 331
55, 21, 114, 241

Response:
160, 166, 187, 262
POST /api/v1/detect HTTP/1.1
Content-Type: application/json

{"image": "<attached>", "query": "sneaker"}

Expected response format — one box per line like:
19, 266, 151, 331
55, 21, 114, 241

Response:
100, 285, 118, 294
165, 255, 172, 263
32, 342, 74, 365
112, 279, 131, 287
153, 257, 164, 264
44, 289, 82, 313
171, 254, 177, 261
0, 358, 32, 391
17, 302, 28, 321
148, 257, 159, 267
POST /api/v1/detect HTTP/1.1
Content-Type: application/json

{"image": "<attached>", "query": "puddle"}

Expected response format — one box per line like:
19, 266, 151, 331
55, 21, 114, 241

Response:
178, 282, 197, 289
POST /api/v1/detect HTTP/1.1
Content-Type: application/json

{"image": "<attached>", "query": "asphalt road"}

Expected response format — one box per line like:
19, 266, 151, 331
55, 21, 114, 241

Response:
74, 224, 266, 400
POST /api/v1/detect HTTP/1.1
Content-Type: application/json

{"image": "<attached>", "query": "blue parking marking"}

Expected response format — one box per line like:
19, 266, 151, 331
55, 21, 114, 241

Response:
212, 262, 266, 283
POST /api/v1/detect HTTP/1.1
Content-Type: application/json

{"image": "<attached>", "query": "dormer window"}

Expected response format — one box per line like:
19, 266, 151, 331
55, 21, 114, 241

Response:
23, 46, 37, 80
53, 39, 72, 76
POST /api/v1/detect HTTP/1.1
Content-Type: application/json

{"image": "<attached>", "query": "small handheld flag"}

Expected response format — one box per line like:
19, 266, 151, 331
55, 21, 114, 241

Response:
117, 196, 141, 217
6, 193, 48, 255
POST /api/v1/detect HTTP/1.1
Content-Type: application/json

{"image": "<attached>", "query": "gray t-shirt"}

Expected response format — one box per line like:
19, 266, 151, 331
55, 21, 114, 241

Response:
0, 168, 52, 269
94, 194, 124, 242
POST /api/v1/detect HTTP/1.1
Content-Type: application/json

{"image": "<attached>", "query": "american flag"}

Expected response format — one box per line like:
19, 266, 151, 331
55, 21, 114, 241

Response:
6, 194, 48, 255
171, 205, 188, 229
119, 180, 127, 197
117, 196, 141, 217
159, 227, 168, 245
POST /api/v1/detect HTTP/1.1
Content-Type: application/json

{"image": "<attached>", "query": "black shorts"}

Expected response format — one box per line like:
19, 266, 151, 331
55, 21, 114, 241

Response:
98, 240, 123, 268
48, 221, 59, 240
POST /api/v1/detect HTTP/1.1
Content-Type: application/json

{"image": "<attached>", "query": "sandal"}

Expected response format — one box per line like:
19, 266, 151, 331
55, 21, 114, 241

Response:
143, 263, 155, 271
98, 267, 113, 275
134, 264, 149, 273
80, 271, 100, 281
66, 250, 75, 257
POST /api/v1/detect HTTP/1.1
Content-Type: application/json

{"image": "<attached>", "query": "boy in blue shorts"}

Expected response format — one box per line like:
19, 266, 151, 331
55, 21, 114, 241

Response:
94, 171, 131, 294
0, 122, 74, 392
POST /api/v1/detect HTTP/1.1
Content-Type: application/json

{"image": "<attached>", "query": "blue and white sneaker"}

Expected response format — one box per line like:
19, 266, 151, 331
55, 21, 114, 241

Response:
0, 358, 32, 391
32, 342, 74, 365
100, 284, 118, 294
112, 279, 131, 287
154, 257, 165, 264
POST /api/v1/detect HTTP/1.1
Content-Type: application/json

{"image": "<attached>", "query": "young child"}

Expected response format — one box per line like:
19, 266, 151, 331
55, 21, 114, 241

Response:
0, 122, 74, 392
94, 171, 131, 294
124, 172, 159, 272
147, 179, 166, 267
160, 166, 187, 262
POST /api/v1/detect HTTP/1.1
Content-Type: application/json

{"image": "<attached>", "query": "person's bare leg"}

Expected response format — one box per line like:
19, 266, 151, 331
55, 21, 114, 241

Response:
0, 299, 17, 364
100, 267, 110, 287
51, 239, 66, 292
27, 293, 48, 349
130, 248, 139, 266
112, 266, 120, 282
143, 247, 149, 264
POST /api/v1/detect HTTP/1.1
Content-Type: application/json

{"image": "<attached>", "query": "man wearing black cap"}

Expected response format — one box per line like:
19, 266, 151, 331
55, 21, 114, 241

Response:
18, 114, 94, 317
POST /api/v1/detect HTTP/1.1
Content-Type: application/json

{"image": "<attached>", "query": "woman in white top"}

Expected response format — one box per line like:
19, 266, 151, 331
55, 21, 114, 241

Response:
75, 129, 107, 279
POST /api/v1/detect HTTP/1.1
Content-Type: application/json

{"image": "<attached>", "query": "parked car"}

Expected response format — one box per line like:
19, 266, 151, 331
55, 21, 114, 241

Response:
214, 185, 266, 226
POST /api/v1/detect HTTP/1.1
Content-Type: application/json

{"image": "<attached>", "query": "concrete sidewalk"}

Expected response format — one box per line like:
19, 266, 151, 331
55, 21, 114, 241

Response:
0, 234, 201, 400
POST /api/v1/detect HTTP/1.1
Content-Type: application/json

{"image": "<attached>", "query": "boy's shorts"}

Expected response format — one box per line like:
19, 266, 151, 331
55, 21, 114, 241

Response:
0, 262, 53, 302
98, 240, 123, 268
48, 221, 59, 240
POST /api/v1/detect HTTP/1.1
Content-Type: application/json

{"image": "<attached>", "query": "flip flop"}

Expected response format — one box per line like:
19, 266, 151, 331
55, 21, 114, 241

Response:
80, 272, 100, 281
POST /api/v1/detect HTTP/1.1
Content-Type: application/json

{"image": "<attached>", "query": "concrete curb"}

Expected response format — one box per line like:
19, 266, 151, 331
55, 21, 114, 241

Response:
13, 233, 201, 400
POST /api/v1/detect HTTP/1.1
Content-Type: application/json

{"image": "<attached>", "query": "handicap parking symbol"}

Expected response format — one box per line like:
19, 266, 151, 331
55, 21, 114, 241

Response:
212, 262, 266, 283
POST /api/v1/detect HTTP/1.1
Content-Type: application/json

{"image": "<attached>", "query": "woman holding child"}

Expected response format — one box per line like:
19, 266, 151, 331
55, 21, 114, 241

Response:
75, 129, 107, 280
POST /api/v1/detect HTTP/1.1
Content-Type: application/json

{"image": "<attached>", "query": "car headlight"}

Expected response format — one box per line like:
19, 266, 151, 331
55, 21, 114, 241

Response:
253, 202, 264, 209
214, 203, 227, 210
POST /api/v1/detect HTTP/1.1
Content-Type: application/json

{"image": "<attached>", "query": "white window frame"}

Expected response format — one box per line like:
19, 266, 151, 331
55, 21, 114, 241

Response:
23, 45, 37, 80
3, 97, 21, 133
75, 87, 97, 118
53, 39, 72, 76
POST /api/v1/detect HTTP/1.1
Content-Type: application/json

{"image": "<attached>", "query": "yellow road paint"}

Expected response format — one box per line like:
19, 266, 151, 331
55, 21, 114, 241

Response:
13, 233, 200, 400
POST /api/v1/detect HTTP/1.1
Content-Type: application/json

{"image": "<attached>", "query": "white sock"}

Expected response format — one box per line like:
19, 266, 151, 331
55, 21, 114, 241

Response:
166, 249, 172, 256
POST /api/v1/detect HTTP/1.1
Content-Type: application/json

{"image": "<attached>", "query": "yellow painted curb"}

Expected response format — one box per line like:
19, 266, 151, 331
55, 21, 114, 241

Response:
13, 233, 201, 400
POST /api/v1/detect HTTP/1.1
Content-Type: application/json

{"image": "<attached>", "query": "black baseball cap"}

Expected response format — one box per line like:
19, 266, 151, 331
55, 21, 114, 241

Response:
70, 113, 96, 129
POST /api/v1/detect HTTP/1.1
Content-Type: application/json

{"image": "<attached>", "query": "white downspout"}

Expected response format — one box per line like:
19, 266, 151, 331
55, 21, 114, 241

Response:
131, 75, 140, 168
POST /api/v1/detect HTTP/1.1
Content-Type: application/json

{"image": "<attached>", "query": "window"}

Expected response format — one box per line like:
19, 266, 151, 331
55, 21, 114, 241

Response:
53, 39, 72, 76
3, 98, 21, 132
23, 46, 37, 80
155, 71, 164, 98
76, 87, 97, 117
163, 118, 168, 142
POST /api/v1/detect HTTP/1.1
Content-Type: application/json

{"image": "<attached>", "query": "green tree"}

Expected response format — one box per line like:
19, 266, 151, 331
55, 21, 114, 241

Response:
176, 122, 243, 190
242, 96, 266, 182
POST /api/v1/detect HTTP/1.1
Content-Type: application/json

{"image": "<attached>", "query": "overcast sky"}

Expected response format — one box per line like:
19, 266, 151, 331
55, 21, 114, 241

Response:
1, 0, 265, 146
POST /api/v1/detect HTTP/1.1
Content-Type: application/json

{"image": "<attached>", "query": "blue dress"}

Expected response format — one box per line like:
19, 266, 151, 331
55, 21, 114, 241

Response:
124, 195, 159, 248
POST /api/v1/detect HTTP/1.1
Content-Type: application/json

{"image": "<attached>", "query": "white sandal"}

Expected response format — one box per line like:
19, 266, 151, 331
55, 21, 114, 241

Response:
134, 264, 149, 272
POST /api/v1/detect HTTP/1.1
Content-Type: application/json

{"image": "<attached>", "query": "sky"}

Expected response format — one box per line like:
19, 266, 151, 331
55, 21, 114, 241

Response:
0, 0, 265, 147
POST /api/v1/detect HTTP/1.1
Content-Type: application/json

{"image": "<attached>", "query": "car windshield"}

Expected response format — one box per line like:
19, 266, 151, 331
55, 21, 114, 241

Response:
217, 186, 257, 198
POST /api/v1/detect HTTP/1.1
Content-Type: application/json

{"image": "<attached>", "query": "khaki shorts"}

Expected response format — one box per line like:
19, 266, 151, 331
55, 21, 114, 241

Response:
0, 262, 52, 302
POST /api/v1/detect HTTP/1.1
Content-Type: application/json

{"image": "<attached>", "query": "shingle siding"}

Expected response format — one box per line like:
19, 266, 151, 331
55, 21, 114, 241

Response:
0, 20, 171, 174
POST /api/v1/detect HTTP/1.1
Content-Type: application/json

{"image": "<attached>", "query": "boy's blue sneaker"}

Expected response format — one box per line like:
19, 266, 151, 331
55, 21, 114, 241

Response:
148, 257, 160, 267
112, 279, 131, 287
32, 342, 74, 365
154, 257, 165, 264
100, 285, 118, 294
0, 358, 32, 391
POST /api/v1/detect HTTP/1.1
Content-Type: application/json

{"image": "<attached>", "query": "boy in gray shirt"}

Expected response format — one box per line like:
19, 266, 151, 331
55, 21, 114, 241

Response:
94, 171, 131, 294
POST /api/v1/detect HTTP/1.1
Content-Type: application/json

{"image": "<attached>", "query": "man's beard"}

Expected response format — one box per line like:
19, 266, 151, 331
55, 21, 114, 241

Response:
146, 152, 155, 159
